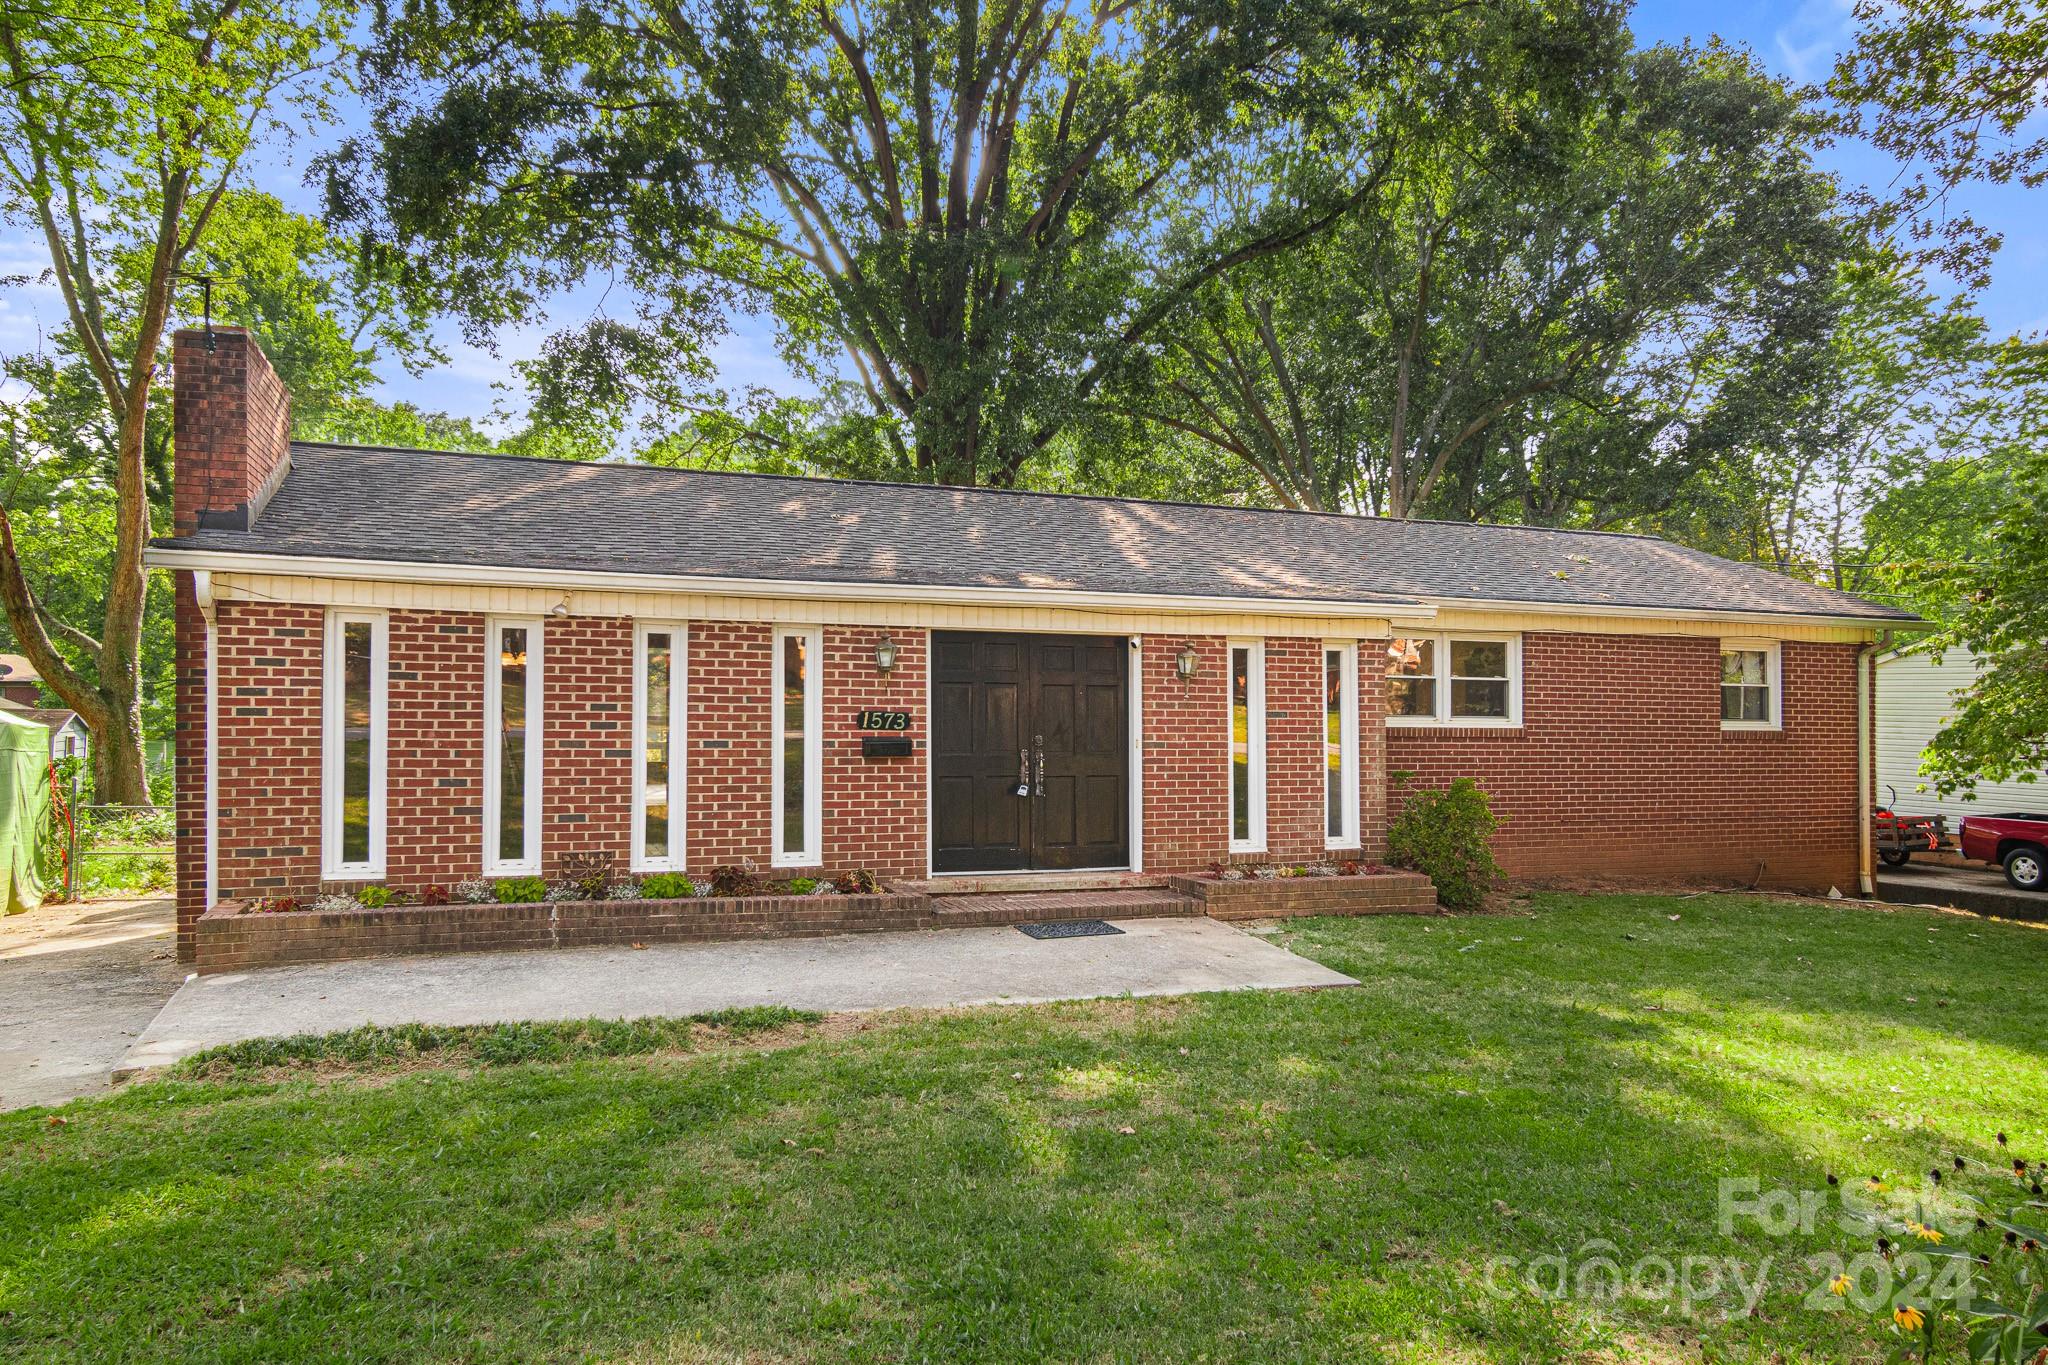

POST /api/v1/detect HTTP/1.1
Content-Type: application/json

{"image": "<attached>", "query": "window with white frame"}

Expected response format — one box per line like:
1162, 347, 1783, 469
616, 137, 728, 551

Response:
482, 617, 542, 875
773, 626, 822, 866
1229, 641, 1266, 852
1324, 642, 1360, 848
322, 610, 388, 879
633, 624, 687, 870
1385, 634, 1521, 726
1720, 641, 1781, 729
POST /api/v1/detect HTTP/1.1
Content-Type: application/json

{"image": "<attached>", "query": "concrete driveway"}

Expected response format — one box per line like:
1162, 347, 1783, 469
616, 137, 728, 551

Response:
1877, 861, 2047, 923
0, 897, 183, 1111
118, 916, 1356, 1078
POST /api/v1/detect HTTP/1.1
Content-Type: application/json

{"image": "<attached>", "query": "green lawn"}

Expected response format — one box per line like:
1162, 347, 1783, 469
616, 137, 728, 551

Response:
5, 893, 2047, 1362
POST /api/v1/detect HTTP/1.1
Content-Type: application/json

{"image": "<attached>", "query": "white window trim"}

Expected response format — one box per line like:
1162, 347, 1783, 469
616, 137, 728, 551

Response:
1229, 639, 1267, 854
1720, 638, 1783, 732
321, 609, 388, 881
481, 616, 544, 876
1324, 641, 1361, 850
1385, 632, 1523, 729
631, 622, 688, 872
772, 625, 824, 868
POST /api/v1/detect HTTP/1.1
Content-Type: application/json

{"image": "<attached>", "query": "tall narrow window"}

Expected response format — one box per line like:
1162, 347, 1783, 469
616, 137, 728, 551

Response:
773, 626, 822, 866
633, 624, 687, 870
1229, 641, 1266, 852
483, 618, 543, 874
322, 610, 387, 879
1324, 643, 1359, 848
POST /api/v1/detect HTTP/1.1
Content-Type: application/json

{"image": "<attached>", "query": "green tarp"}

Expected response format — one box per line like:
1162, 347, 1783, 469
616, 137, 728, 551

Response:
0, 710, 54, 914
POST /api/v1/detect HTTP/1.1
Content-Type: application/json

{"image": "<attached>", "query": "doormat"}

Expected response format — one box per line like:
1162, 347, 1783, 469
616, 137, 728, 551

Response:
1016, 919, 1125, 940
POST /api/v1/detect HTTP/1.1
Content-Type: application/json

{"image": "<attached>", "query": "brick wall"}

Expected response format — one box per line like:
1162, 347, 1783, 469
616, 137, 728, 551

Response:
214, 601, 323, 907
178, 610, 1861, 922
1139, 635, 1230, 872
541, 617, 635, 876
821, 627, 927, 878
388, 613, 485, 887
1385, 632, 1860, 890
171, 327, 290, 536
685, 620, 774, 869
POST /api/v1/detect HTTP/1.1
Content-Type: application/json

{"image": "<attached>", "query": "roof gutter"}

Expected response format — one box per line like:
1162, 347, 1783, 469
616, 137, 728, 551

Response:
141, 546, 1440, 623
1418, 593, 1920, 632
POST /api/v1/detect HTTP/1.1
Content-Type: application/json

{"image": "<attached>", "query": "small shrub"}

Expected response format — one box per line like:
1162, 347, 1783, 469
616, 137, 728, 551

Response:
247, 896, 301, 915
454, 878, 493, 904
708, 864, 763, 898
418, 884, 452, 906
357, 885, 395, 909
785, 876, 818, 895
543, 881, 583, 902
639, 872, 696, 900
1385, 776, 1500, 911
493, 876, 547, 904
833, 868, 878, 895
604, 881, 642, 900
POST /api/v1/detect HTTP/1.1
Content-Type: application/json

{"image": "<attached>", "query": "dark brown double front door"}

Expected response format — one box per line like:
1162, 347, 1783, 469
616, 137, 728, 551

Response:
931, 632, 1130, 873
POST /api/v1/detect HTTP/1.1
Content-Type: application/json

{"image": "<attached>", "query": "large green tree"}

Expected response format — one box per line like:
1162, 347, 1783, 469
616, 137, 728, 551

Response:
329, 0, 1620, 486
0, 0, 344, 804
1110, 41, 1846, 522
1832, 0, 2048, 288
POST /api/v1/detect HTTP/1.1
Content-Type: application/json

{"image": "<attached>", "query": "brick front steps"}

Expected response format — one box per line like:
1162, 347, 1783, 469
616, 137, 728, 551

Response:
928, 888, 1201, 928
1165, 871, 1438, 920
196, 892, 930, 974
196, 871, 1439, 972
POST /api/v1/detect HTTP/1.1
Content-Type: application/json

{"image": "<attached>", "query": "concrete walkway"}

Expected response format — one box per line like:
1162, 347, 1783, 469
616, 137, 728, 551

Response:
117, 916, 1356, 1078
1, 897, 183, 1111
1877, 861, 2047, 923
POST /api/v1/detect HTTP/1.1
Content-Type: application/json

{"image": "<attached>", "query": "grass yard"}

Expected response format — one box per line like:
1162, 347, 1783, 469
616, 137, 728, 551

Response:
4, 892, 2047, 1363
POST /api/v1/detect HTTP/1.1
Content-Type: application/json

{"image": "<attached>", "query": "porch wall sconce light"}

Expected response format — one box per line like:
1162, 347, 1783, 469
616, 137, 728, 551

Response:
874, 632, 899, 675
1175, 641, 1200, 683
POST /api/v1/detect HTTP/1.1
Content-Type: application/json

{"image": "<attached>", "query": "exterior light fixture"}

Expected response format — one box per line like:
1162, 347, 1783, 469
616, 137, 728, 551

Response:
874, 632, 899, 674
1176, 641, 1200, 682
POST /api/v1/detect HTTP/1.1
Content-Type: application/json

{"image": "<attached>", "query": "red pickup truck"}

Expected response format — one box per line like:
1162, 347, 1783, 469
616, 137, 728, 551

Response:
1958, 813, 2048, 892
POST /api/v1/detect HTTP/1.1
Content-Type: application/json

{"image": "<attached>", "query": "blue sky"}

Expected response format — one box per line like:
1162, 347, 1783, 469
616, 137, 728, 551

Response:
2, 0, 2041, 435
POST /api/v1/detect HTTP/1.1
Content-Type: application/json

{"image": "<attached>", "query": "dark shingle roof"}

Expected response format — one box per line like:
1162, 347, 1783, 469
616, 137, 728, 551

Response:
151, 442, 1915, 621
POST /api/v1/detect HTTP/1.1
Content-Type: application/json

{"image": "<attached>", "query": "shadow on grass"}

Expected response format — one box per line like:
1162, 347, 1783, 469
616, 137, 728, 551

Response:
1, 893, 2041, 1362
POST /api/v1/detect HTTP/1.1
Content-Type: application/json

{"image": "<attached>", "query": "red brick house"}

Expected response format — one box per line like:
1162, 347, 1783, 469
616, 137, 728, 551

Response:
148, 329, 1914, 960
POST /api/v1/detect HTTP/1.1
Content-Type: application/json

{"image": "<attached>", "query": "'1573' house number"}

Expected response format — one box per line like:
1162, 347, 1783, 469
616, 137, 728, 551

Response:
853, 710, 912, 730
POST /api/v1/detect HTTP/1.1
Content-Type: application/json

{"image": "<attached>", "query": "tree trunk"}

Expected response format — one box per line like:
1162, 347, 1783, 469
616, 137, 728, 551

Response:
93, 699, 151, 808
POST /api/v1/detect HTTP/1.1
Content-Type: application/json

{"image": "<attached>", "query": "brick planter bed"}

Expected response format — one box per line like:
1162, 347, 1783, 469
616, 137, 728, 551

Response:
196, 891, 932, 974
1164, 871, 1437, 920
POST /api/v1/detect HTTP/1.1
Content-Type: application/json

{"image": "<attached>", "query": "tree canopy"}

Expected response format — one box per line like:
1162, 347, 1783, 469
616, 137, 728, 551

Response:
328, 0, 1625, 486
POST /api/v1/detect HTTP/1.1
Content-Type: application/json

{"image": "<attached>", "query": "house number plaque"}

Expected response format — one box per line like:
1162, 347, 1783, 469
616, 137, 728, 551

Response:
852, 709, 912, 731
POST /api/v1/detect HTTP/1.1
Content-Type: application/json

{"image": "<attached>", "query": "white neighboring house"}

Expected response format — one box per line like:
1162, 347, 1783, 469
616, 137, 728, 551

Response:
0, 696, 89, 764
1876, 646, 2047, 822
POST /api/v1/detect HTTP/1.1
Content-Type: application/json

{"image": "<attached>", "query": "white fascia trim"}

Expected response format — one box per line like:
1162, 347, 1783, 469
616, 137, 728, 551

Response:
1419, 593, 1907, 631
143, 548, 1438, 622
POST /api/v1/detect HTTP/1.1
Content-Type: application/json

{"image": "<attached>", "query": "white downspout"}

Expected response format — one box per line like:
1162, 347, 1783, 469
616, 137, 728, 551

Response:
1856, 631, 1887, 897
195, 570, 217, 911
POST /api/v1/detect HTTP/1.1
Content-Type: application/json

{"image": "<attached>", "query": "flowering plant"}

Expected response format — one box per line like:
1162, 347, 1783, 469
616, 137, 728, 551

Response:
1823, 1133, 2048, 1363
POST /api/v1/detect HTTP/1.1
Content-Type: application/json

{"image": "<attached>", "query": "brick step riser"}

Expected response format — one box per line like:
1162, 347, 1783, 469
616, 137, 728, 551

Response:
928, 896, 1202, 928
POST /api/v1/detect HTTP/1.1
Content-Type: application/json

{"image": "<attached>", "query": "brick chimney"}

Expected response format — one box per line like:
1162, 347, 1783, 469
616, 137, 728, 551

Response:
172, 325, 291, 536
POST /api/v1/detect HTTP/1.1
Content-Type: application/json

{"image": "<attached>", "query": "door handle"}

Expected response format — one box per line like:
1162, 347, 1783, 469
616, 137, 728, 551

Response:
1017, 748, 1030, 797
1033, 734, 1045, 797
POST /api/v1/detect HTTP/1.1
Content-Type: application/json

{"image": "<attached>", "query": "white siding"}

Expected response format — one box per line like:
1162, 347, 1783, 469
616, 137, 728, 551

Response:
1876, 649, 2048, 821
